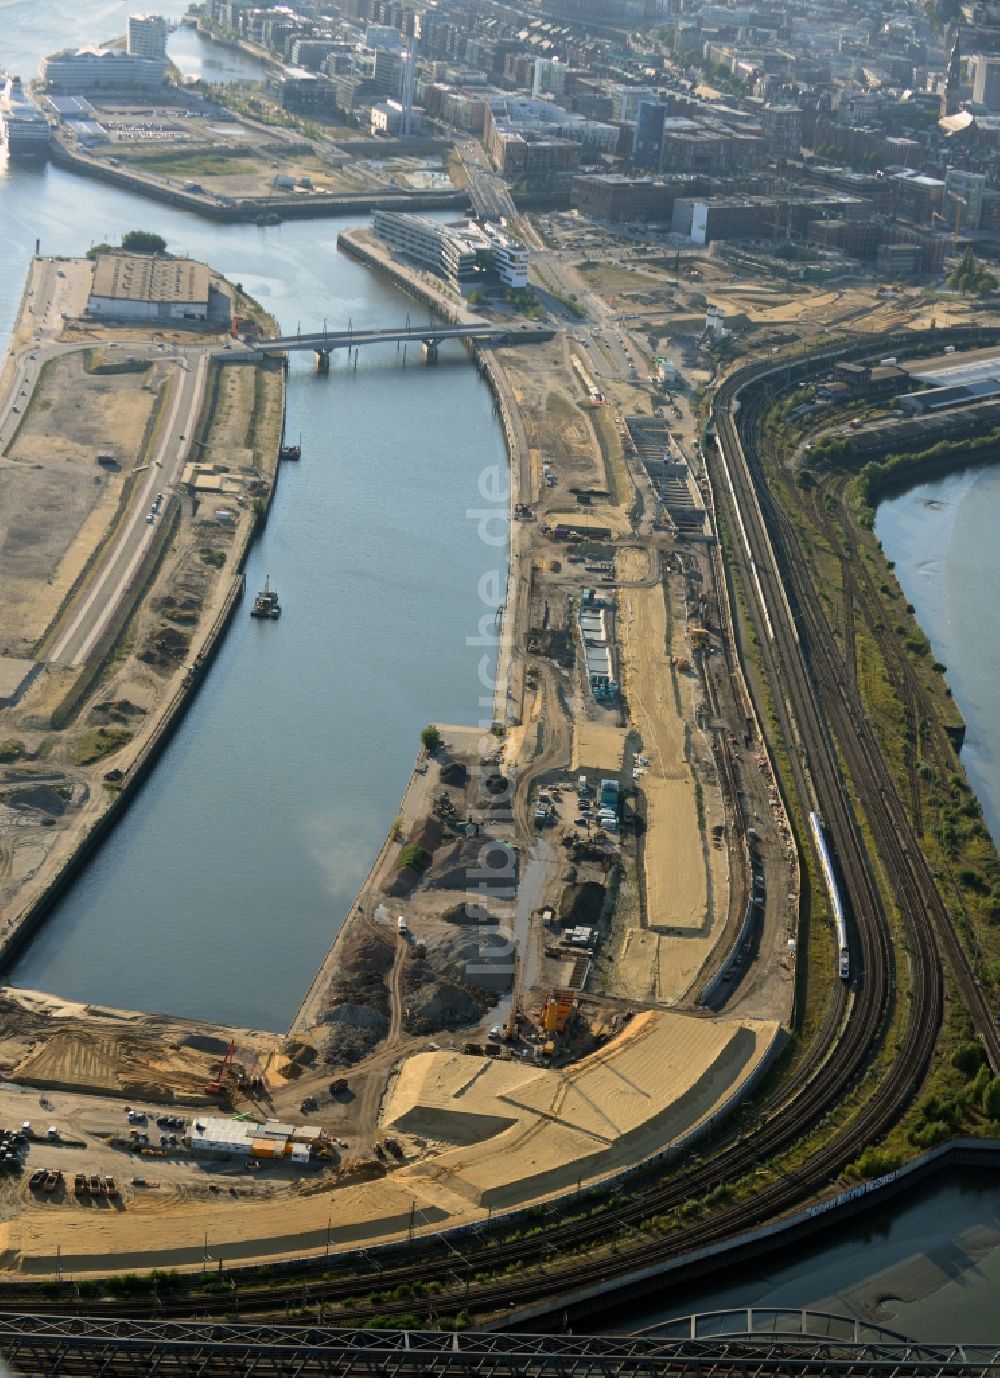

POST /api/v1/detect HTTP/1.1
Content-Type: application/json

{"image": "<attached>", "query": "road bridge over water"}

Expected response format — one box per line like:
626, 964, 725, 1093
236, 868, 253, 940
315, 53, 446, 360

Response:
254, 321, 499, 368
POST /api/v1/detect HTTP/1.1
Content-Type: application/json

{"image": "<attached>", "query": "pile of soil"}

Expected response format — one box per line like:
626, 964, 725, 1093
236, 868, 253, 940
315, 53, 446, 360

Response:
558, 880, 606, 925
409, 815, 445, 853
439, 761, 468, 787
89, 698, 146, 726
440, 901, 495, 925
340, 928, 395, 976
157, 594, 204, 627
403, 970, 493, 1036
322, 972, 389, 1063
3, 784, 67, 816
436, 928, 515, 992
481, 773, 509, 797
426, 835, 518, 894
383, 864, 421, 897
138, 625, 190, 670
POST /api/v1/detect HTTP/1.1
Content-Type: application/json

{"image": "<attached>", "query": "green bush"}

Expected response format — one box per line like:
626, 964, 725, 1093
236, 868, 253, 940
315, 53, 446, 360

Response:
952, 1040, 986, 1077
397, 844, 431, 874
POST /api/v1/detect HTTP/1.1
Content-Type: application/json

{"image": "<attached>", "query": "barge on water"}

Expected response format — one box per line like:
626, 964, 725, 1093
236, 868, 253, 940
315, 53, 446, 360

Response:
250, 576, 281, 619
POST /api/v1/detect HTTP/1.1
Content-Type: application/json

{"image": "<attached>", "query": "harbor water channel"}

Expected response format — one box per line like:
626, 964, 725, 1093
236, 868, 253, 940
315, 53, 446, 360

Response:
2, 4, 508, 1030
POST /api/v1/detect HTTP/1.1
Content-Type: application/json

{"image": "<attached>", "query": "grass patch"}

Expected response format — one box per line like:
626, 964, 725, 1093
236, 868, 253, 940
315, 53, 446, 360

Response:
71, 727, 133, 766
118, 151, 261, 179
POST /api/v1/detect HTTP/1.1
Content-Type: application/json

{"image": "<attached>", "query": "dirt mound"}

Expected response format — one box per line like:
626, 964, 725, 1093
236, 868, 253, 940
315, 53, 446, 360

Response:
327, 1003, 387, 1033
481, 773, 509, 797
559, 881, 606, 925
426, 836, 518, 893
4, 784, 66, 816
341, 928, 395, 976
383, 864, 421, 897
89, 698, 147, 726
157, 594, 204, 627
138, 625, 190, 670
404, 977, 492, 1035
441, 901, 494, 925
409, 815, 445, 853
439, 761, 468, 787
322, 992, 390, 1065
436, 929, 515, 992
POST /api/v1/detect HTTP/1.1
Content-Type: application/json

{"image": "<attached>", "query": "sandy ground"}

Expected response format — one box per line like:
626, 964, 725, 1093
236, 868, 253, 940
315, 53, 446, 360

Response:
0, 1010, 781, 1275
1, 351, 163, 654
614, 553, 728, 1003
384, 1010, 780, 1211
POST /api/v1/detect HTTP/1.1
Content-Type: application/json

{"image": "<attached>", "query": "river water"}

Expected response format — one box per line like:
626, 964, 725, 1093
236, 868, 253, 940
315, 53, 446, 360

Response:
875, 459, 1000, 845
617, 1167, 1000, 1343
1, 6, 507, 1029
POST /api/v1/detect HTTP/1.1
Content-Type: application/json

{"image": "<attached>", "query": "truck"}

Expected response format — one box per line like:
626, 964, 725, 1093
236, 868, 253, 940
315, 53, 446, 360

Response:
397, 915, 408, 934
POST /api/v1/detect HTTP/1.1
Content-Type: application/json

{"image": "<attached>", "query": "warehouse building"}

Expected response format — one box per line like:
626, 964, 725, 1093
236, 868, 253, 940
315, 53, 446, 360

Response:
87, 254, 229, 323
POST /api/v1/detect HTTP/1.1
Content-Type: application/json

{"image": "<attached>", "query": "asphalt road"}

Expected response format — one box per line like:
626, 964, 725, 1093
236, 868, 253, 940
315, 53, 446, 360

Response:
47, 349, 210, 668
0, 261, 217, 670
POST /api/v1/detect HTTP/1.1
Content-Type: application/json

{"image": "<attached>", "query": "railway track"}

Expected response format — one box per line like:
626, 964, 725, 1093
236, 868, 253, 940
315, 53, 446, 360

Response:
3, 334, 995, 1328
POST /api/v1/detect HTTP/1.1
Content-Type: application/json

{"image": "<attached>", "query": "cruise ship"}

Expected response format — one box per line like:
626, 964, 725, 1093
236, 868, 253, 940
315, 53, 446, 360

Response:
0, 75, 51, 162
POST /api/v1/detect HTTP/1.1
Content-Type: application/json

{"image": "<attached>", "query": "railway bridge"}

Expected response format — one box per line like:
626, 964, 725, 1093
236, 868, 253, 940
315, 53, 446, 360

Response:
0, 1315, 996, 1377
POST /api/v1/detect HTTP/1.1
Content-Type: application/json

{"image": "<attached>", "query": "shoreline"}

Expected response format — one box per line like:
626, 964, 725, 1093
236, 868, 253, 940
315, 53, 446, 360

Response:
288, 232, 520, 1037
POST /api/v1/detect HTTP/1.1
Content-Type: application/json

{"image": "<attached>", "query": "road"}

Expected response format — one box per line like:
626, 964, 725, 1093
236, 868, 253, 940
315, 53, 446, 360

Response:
457, 139, 517, 223
0, 257, 221, 670
47, 350, 210, 667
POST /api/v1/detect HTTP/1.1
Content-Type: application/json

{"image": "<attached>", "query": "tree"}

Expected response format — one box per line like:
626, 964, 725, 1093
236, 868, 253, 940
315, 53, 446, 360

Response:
397, 843, 432, 874
121, 230, 167, 255
983, 1075, 1000, 1120
85, 242, 113, 260
952, 1040, 986, 1077
420, 724, 443, 754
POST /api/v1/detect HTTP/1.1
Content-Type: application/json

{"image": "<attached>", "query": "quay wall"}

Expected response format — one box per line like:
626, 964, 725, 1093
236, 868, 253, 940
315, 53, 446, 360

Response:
48, 138, 468, 223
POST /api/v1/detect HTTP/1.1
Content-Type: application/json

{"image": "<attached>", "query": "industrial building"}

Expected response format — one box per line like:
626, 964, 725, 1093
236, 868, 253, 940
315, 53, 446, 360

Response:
188, 1116, 322, 1163
86, 254, 226, 323
570, 174, 681, 222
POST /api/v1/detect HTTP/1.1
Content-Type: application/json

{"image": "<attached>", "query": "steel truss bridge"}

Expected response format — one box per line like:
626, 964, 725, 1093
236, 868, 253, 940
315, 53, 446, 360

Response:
0, 1316, 998, 1377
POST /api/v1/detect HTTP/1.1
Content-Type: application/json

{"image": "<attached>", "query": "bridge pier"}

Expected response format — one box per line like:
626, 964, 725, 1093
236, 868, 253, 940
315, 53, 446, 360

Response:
421, 339, 439, 363
315, 348, 330, 374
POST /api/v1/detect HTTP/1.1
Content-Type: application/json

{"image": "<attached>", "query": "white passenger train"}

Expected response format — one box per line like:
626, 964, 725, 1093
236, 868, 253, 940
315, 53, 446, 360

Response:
809, 811, 850, 980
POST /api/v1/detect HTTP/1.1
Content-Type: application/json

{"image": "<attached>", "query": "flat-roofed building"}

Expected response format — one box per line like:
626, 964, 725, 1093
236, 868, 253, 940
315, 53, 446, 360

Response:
372, 211, 480, 286
127, 13, 168, 60
479, 220, 528, 287
87, 254, 218, 322
40, 46, 167, 92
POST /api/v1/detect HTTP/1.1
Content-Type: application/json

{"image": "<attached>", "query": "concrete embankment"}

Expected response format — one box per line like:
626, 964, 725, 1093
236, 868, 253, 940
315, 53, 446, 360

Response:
0, 364, 287, 973
49, 138, 468, 224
